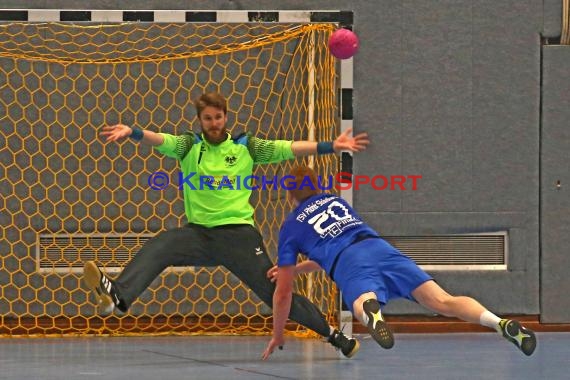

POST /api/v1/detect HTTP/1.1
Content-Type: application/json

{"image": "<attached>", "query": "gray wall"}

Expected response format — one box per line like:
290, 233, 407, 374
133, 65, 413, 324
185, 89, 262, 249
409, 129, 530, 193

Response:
354, 1, 542, 315
541, 46, 570, 323
3, 0, 567, 319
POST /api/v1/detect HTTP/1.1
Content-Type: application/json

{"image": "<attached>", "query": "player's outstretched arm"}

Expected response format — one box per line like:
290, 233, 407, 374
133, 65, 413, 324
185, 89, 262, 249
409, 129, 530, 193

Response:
290, 127, 369, 156
100, 124, 164, 146
295, 260, 322, 274
262, 265, 295, 360
266, 261, 322, 283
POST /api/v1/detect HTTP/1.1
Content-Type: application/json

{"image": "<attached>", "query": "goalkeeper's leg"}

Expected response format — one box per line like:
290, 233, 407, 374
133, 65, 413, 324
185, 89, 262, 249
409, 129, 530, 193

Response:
83, 225, 216, 314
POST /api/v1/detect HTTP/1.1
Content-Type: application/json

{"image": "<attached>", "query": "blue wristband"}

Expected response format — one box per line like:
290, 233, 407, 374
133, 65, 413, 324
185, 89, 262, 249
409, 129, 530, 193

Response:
130, 127, 144, 141
317, 141, 334, 154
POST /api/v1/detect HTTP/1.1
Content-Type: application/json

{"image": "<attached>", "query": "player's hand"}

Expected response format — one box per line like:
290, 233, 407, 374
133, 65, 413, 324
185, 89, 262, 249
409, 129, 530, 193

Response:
261, 337, 284, 360
333, 127, 369, 153
266, 265, 278, 282
100, 124, 134, 142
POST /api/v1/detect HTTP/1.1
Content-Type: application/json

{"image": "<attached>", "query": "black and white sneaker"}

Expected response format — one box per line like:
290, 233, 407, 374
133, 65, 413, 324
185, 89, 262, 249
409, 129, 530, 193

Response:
363, 299, 394, 349
498, 319, 537, 356
83, 261, 119, 315
328, 329, 360, 358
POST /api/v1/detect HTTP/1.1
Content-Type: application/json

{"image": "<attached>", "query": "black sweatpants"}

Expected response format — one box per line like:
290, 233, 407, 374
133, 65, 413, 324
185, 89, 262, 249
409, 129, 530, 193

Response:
113, 223, 331, 337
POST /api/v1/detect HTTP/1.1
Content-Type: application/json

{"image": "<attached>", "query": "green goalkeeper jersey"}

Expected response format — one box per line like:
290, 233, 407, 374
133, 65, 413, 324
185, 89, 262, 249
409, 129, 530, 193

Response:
154, 131, 295, 227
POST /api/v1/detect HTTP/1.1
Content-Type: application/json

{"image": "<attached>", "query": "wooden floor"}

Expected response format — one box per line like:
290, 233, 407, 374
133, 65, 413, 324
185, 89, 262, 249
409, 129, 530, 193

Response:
359, 315, 570, 334
1, 332, 568, 380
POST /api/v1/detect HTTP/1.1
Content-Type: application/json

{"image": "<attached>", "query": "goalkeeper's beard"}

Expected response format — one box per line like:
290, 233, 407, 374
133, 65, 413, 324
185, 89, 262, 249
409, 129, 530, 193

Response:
202, 127, 227, 144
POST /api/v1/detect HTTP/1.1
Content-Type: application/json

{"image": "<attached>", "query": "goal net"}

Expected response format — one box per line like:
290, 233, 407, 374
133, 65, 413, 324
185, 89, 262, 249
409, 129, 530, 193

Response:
0, 21, 340, 336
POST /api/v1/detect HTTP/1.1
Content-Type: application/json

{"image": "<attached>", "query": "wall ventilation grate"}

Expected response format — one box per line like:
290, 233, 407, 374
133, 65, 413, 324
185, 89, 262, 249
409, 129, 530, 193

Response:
384, 232, 507, 270
36, 232, 507, 273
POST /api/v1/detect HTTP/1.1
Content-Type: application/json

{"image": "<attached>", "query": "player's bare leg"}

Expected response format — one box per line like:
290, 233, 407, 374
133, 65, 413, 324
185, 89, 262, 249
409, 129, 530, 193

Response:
412, 280, 536, 355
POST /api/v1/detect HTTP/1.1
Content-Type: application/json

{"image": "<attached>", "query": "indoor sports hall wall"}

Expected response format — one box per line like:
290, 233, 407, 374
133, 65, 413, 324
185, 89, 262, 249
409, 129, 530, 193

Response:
2, 1, 568, 323
540, 46, 570, 323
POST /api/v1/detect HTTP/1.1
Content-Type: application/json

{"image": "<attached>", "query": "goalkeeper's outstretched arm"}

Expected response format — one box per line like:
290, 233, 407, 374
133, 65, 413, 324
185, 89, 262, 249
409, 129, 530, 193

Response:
290, 127, 369, 156
100, 124, 164, 146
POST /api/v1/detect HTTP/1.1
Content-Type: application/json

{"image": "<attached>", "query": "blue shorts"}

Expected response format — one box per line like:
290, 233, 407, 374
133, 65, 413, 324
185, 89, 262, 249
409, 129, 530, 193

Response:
333, 238, 432, 313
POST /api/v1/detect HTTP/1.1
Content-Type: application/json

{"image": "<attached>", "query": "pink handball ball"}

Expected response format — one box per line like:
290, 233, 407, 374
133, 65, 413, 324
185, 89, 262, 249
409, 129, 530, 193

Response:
328, 28, 359, 59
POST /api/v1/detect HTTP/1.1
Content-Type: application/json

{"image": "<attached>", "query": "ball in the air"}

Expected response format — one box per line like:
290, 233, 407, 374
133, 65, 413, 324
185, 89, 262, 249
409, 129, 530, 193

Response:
328, 28, 359, 59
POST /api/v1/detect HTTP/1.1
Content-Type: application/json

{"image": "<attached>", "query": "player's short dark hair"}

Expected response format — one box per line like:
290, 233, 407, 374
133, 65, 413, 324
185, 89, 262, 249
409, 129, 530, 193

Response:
194, 92, 227, 117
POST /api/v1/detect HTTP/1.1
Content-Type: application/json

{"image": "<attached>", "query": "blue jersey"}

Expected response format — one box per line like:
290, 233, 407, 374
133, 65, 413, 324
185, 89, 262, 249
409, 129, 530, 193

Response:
278, 193, 379, 275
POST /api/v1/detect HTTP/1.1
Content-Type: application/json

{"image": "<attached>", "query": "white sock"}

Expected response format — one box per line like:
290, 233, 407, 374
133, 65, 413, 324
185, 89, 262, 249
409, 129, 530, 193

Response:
479, 310, 502, 331
329, 326, 335, 336
362, 311, 369, 325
